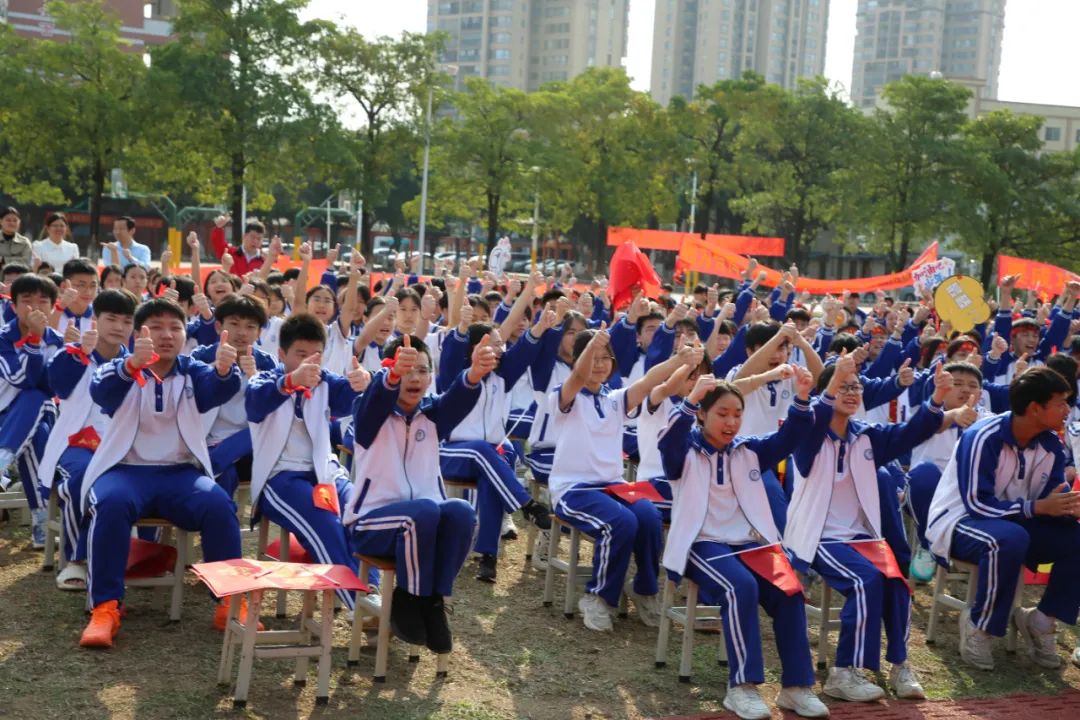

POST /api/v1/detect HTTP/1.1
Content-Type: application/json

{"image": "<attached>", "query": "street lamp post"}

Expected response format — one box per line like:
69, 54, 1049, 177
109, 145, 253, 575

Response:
417, 63, 458, 275
686, 157, 698, 234
529, 166, 541, 271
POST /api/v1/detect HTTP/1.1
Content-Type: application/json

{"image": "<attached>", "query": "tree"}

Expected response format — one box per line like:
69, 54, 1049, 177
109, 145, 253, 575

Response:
732, 78, 863, 268
848, 76, 971, 271
0, 1, 148, 241
315, 31, 440, 257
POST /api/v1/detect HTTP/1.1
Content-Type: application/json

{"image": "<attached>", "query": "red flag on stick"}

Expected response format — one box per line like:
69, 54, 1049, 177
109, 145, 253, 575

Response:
737, 544, 804, 597
608, 241, 661, 310
849, 539, 913, 595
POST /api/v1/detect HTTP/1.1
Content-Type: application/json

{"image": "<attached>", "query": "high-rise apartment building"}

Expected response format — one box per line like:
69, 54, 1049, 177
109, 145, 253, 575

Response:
5, 0, 175, 49
428, 0, 630, 92
650, 0, 830, 106
851, 0, 1005, 109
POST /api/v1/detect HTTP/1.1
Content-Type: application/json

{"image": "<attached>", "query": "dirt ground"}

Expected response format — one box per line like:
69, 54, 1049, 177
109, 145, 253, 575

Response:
1, 514, 1078, 720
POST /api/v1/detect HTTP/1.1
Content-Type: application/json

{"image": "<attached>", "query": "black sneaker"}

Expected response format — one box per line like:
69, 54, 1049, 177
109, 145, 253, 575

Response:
390, 587, 427, 646
520, 500, 552, 530
476, 553, 497, 583
422, 594, 453, 654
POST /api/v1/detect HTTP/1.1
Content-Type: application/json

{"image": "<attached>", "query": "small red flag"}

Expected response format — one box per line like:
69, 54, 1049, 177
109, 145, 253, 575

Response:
608, 241, 661, 310
68, 426, 101, 451
125, 538, 177, 579
737, 544, 803, 597
604, 482, 664, 505
312, 483, 340, 515
850, 539, 913, 595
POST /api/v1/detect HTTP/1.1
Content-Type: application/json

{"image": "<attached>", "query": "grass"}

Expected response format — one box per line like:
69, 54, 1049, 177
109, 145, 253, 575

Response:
1, 514, 1078, 720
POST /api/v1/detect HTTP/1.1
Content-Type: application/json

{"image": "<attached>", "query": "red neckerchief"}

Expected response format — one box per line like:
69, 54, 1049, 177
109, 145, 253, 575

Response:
381, 348, 402, 384
14, 333, 41, 349
282, 372, 313, 400
65, 343, 91, 366
126, 354, 162, 387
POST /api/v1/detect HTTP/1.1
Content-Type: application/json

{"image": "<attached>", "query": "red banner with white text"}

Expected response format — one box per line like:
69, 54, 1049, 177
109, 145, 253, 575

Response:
606, 227, 785, 256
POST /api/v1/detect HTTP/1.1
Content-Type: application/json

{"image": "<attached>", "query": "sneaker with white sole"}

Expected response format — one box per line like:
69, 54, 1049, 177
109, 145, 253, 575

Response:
578, 593, 613, 632
500, 514, 518, 540
959, 609, 994, 670
909, 547, 936, 584
531, 530, 550, 570
776, 686, 830, 718
722, 684, 770, 720
1013, 607, 1061, 669
626, 589, 661, 627
888, 662, 926, 699
822, 666, 885, 702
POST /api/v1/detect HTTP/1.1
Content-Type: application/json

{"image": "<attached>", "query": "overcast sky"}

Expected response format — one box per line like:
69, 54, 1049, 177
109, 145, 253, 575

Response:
305, 0, 1080, 107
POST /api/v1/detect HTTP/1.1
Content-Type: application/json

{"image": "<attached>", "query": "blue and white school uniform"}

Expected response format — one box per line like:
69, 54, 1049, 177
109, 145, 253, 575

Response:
659, 396, 818, 688
437, 329, 542, 556
548, 384, 662, 608
247, 366, 361, 609
636, 395, 675, 517
785, 397, 943, 671
725, 363, 795, 438
55, 306, 94, 337
0, 320, 62, 509
257, 316, 284, 360
191, 343, 278, 497
345, 369, 481, 598
40, 342, 127, 562
525, 327, 572, 484
83, 355, 243, 608
926, 414, 1080, 636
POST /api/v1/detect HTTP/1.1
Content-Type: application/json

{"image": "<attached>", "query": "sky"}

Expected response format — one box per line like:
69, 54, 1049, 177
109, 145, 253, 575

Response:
306, 0, 1080, 107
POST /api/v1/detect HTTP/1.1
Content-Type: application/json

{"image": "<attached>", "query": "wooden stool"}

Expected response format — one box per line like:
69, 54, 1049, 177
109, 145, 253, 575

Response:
349, 554, 449, 682
442, 477, 477, 499
256, 516, 302, 618
926, 559, 1022, 651
0, 490, 29, 525
127, 518, 189, 621
42, 489, 65, 573
217, 586, 336, 708
655, 577, 726, 683
542, 515, 627, 619
523, 469, 548, 563
804, 580, 843, 669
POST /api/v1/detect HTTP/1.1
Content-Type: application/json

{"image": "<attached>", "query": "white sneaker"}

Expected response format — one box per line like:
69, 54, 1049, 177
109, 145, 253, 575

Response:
959, 609, 994, 670
627, 588, 661, 627
822, 666, 885, 702
776, 686, 830, 718
531, 530, 550, 570
888, 662, 926, 699
722, 684, 770, 720
1013, 607, 1061, 669
909, 547, 936, 584
578, 593, 613, 632
500, 514, 518, 540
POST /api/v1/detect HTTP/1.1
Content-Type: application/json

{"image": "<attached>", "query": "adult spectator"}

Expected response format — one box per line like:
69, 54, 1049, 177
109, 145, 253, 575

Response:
101, 216, 151, 270
32, 212, 80, 270
0, 207, 32, 268
210, 215, 266, 277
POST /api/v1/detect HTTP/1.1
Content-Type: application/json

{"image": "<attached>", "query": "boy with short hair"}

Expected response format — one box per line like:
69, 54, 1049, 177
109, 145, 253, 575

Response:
246, 313, 372, 611
79, 299, 245, 648
52, 258, 99, 337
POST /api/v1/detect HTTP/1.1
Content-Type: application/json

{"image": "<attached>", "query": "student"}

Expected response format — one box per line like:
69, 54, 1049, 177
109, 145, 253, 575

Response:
246, 313, 372, 611
548, 328, 700, 632
784, 360, 951, 702
79, 299, 246, 649
190, 295, 278, 498
32, 212, 79, 270
730, 322, 822, 438
0, 274, 63, 547
659, 366, 829, 720
40, 290, 135, 590
122, 263, 149, 300
52, 259, 99, 337
925, 367, 1080, 671
345, 333, 497, 652
100, 265, 124, 291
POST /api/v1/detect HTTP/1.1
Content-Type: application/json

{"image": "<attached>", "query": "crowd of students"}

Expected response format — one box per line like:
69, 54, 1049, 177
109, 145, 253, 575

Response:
3, 204, 1080, 720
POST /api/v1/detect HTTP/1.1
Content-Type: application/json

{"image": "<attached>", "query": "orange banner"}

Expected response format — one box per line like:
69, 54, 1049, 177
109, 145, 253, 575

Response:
169, 259, 331, 290
607, 227, 785, 256
997, 255, 1079, 296
677, 237, 938, 294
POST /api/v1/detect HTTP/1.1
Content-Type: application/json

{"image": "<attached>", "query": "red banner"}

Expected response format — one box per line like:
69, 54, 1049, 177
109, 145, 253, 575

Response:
604, 481, 665, 505
849, 539, 912, 595
737, 544, 803, 597
997, 255, 1079, 296
677, 237, 938, 294
607, 227, 785, 257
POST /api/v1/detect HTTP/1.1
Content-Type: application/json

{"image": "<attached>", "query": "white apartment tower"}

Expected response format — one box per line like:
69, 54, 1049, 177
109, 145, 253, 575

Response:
427, 0, 630, 92
851, 0, 1006, 109
651, 0, 831, 106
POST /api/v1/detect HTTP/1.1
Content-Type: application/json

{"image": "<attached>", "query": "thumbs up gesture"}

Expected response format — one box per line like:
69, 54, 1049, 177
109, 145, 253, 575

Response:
468, 334, 498, 384
237, 346, 257, 378
215, 329, 238, 376
347, 356, 371, 392
392, 334, 418, 381
896, 358, 915, 387
290, 352, 323, 389
132, 326, 155, 368
81, 319, 99, 356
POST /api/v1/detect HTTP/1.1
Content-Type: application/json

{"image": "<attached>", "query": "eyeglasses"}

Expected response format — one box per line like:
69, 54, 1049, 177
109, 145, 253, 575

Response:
837, 383, 863, 395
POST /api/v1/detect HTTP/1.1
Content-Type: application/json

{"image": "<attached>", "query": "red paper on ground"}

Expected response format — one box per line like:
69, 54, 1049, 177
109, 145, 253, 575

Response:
849, 539, 913, 595
126, 538, 177, 579
192, 559, 370, 599
265, 534, 313, 564
604, 482, 665, 504
737, 544, 804, 597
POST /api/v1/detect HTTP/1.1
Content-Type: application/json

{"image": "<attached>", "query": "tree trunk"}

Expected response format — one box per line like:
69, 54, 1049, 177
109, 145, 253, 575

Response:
89, 157, 106, 251
230, 151, 245, 247
980, 251, 996, 290
897, 225, 912, 273
595, 219, 608, 275
486, 191, 500, 249
360, 209, 373, 258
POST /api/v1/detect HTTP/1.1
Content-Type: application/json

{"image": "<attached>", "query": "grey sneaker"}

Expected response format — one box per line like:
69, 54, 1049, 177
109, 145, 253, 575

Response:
31, 508, 47, 550
1013, 607, 1061, 669
959, 609, 994, 670
626, 588, 661, 628
823, 666, 885, 702
578, 593, 613, 632
888, 662, 926, 699
722, 684, 770, 720
776, 686, 830, 718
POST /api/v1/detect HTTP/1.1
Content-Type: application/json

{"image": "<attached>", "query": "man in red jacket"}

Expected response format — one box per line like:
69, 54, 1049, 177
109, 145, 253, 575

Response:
210, 216, 266, 277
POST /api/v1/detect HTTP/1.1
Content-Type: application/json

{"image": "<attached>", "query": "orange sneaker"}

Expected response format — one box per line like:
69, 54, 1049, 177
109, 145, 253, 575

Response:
213, 596, 264, 632
80, 600, 121, 648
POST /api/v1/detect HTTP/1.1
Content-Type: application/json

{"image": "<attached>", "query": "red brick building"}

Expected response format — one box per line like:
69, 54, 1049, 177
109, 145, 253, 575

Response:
4, 1, 175, 50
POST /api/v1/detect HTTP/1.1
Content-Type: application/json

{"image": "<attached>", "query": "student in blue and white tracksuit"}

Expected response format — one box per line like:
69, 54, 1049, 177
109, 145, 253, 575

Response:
525, 310, 586, 484
246, 313, 369, 611
79, 298, 246, 649
926, 367, 1080, 672
784, 357, 949, 702
549, 327, 698, 633
190, 295, 278, 498
437, 307, 553, 582
0, 274, 63, 547
40, 290, 134, 590
659, 368, 829, 720
52, 258, 98, 337
345, 333, 496, 654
